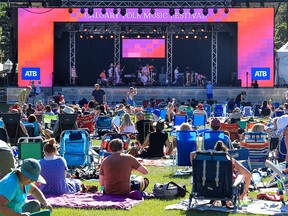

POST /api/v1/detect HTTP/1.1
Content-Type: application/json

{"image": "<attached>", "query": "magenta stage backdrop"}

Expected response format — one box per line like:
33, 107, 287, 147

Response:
18, 8, 274, 87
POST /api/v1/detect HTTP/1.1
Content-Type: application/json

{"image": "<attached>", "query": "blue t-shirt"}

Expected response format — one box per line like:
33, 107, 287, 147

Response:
0, 172, 31, 214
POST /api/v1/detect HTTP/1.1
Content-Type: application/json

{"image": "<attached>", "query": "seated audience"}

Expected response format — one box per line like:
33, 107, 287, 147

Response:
172, 122, 193, 153
139, 119, 171, 158
166, 99, 175, 124
26, 103, 35, 117
135, 111, 154, 146
39, 138, 81, 195
27, 114, 42, 137
261, 100, 271, 117
228, 107, 242, 123
0, 158, 53, 215
251, 123, 266, 133
99, 138, 148, 195
119, 113, 136, 134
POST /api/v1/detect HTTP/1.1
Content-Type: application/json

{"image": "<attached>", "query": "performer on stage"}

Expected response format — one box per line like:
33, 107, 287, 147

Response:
108, 63, 114, 85
100, 70, 108, 86
126, 87, 137, 106
185, 66, 191, 86
115, 63, 121, 85
70, 65, 78, 85
141, 64, 150, 76
173, 67, 179, 85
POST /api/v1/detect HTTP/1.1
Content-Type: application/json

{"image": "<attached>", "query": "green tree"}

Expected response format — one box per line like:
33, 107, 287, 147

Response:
275, 3, 288, 50
0, 3, 10, 63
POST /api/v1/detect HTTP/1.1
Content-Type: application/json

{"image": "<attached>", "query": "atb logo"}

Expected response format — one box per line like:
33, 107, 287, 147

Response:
251, 67, 270, 80
22, 67, 40, 80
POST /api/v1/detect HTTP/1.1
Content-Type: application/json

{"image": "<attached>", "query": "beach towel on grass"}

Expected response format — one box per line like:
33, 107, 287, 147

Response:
32, 192, 143, 210
165, 198, 288, 215
137, 159, 174, 166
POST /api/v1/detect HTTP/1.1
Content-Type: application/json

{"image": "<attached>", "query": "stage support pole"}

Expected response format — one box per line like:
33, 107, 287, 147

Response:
167, 32, 172, 84
211, 26, 218, 85
69, 31, 76, 85
114, 32, 121, 68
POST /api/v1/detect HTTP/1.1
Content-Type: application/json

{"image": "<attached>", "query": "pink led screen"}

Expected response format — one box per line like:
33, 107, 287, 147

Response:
18, 8, 274, 87
122, 39, 165, 58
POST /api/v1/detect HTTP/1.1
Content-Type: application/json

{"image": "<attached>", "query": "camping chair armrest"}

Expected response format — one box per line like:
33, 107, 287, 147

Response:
233, 174, 244, 187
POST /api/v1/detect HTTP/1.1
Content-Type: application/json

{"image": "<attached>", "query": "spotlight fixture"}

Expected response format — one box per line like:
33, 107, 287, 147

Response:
89, 35, 94, 39
224, 7, 229, 14
128, 26, 132, 32
138, 8, 142, 15
80, 7, 85, 14
194, 35, 198, 39
153, 26, 157, 32
162, 35, 165, 38
190, 8, 194, 14
191, 28, 195, 32
203, 7, 208, 16
204, 35, 208, 39
260, 1, 264, 7
121, 35, 125, 38
110, 35, 114, 39
146, 35, 150, 38
213, 7, 218, 14
169, 8, 175, 16
68, 7, 73, 14
83, 28, 88, 32
101, 8, 106, 14
179, 8, 184, 15
79, 34, 83, 39
94, 27, 98, 32
181, 26, 185, 32
137, 35, 141, 38
185, 35, 189, 39
113, 8, 118, 15
100, 35, 104, 39
201, 27, 205, 32
150, 8, 155, 14
88, 7, 93, 16
105, 26, 108, 31
120, 8, 126, 16
175, 35, 179, 39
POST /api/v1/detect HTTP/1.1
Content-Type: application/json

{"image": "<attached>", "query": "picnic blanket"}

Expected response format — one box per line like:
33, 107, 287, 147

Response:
165, 198, 288, 215
38, 192, 143, 210
137, 158, 175, 166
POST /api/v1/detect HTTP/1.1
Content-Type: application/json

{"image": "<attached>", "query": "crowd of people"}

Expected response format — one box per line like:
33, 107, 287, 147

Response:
1, 82, 288, 214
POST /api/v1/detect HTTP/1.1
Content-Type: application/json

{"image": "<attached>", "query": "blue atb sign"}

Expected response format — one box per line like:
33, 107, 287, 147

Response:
251, 67, 270, 80
22, 67, 40, 80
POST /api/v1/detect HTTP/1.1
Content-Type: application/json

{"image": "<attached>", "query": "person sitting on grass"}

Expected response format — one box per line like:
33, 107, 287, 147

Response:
0, 158, 53, 215
139, 119, 171, 158
39, 138, 82, 195
99, 138, 149, 196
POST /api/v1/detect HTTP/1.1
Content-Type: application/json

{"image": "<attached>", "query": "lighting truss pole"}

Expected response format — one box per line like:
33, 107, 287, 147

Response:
211, 26, 217, 85
114, 32, 121, 69
69, 31, 76, 84
167, 33, 173, 84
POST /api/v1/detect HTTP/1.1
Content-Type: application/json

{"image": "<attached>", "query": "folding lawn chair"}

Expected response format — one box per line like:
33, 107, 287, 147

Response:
213, 104, 224, 117
220, 123, 239, 141
2, 113, 27, 146
58, 113, 78, 131
59, 130, 94, 168
203, 104, 211, 117
172, 130, 197, 172
202, 130, 226, 150
192, 114, 206, 128
159, 109, 167, 120
242, 106, 253, 117
43, 114, 57, 130
0, 127, 9, 143
189, 151, 243, 210
241, 132, 269, 170
95, 115, 114, 137
17, 137, 44, 164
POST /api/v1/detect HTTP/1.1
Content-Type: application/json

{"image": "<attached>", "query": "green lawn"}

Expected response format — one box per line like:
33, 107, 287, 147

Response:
50, 139, 269, 216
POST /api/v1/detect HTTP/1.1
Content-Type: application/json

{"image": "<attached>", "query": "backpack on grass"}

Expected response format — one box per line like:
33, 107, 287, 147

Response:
153, 181, 188, 199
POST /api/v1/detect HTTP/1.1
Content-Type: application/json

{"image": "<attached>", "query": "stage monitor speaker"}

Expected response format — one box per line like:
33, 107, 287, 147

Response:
159, 74, 166, 85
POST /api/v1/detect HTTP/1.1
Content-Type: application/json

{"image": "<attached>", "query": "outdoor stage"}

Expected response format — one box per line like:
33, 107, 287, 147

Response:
6, 86, 287, 105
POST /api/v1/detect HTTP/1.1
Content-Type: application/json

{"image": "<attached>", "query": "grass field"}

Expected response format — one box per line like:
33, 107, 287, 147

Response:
49, 139, 269, 216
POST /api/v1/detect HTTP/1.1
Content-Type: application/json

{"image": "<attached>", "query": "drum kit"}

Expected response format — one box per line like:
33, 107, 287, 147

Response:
138, 65, 156, 85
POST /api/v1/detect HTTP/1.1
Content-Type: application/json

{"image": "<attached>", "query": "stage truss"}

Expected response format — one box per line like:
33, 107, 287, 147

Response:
66, 22, 229, 84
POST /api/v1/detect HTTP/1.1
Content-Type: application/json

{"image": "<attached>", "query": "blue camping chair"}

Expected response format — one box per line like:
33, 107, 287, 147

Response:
192, 114, 206, 127
204, 104, 211, 117
202, 130, 226, 150
275, 110, 285, 117
173, 114, 187, 128
174, 130, 197, 169
228, 148, 251, 171
159, 109, 167, 120
59, 130, 93, 168
242, 106, 253, 117
213, 104, 224, 117
95, 116, 114, 136
189, 151, 242, 210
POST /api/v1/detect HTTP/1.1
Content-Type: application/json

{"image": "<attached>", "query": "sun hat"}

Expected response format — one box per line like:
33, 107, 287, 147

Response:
211, 118, 221, 127
63, 106, 74, 114
13, 158, 46, 184
153, 119, 167, 130
233, 107, 241, 112
277, 115, 288, 134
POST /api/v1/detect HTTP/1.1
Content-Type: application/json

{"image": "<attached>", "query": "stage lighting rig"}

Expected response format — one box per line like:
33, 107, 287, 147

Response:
202, 7, 208, 16
68, 7, 73, 14
169, 8, 175, 16
120, 8, 126, 16
179, 8, 184, 15
113, 8, 118, 15
138, 8, 142, 15
224, 7, 229, 14
190, 8, 194, 14
213, 7, 218, 14
101, 8, 106, 14
80, 7, 85, 14
150, 8, 155, 14
181, 26, 185, 32
88, 7, 93, 16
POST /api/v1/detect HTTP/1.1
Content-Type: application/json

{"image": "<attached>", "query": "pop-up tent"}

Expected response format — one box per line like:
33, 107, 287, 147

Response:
276, 42, 288, 85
